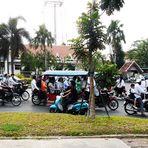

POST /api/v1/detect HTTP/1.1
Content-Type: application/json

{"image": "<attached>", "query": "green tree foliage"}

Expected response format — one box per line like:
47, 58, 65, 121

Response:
21, 50, 57, 73
107, 20, 125, 68
0, 16, 30, 74
126, 39, 148, 67
70, 1, 106, 118
100, 0, 125, 15
31, 24, 54, 70
95, 63, 119, 89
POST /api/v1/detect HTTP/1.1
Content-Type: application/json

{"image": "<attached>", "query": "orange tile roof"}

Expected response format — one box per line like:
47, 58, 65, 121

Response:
26, 45, 74, 59
120, 61, 143, 73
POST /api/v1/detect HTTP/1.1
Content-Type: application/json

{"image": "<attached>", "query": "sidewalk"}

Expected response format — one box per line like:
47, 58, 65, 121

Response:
0, 138, 130, 148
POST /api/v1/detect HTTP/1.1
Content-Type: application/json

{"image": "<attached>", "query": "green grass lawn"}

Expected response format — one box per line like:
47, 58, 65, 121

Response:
0, 112, 147, 137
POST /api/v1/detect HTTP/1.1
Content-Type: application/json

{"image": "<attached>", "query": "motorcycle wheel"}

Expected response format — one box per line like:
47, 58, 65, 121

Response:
124, 102, 135, 115
11, 96, 21, 106
0, 99, 5, 106
49, 108, 57, 113
32, 95, 41, 105
21, 91, 30, 101
108, 99, 119, 111
79, 109, 88, 115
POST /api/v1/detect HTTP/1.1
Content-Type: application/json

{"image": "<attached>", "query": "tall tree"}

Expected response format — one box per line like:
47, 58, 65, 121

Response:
0, 24, 10, 73
126, 39, 148, 67
71, 1, 106, 118
0, 16, 30, 74
100, 0, 125, 15
107, 20, 125, 68
31, 24, 54, 70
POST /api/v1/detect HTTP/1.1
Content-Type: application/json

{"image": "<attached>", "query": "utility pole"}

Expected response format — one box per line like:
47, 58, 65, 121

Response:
45, 0, 63, 45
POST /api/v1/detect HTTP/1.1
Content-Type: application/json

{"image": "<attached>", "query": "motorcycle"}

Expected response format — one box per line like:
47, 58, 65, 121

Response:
95, 90, 119, 111
32, 90, 47, 105
124, 94, 148, 115
13, 82, 30, 101
49, 94, 89, 115
0, 87, 22, 106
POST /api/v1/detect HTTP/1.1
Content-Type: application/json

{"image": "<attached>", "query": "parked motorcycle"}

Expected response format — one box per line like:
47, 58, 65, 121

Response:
49, 95, 89, 115
95, 90, 119, 111
0, 87, 21, 106
13, 83, 30, 101
124, 95, 148, 115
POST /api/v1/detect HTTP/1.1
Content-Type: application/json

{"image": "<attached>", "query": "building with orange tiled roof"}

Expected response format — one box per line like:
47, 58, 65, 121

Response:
0, 45, 76, 74
120, 60, 143, 80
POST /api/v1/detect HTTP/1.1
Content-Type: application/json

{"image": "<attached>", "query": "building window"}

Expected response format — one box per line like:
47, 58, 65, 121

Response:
15, 64, 21, 70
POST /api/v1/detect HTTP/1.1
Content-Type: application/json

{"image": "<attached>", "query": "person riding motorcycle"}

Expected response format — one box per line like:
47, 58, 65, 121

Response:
62, 80, 78, 112
31, 75, 39, 93
134, 79, 147, 116
114, 76, 126, 97
8, 74, 21, 88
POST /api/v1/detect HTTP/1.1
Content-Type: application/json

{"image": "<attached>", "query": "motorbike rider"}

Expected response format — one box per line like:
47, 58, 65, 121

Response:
31, 75, 39, 94
134, 79, 147, 116
8, 74, 20, 88
62, 80, 78, 112
114, 75, 126, 97
129, 83, 138, 109
0, 80, 12, 105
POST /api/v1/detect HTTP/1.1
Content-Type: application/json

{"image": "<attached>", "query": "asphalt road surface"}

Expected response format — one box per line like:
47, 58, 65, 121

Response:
0, 87, 125, 115
0, 83, 147, 118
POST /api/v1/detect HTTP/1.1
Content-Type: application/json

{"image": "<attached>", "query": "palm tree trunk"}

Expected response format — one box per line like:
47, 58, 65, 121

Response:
89, 76, 95, 118
87, 50, 96, 119
43, 45, 47, 70
11, 50, 14, 74
7, 55, 9, 74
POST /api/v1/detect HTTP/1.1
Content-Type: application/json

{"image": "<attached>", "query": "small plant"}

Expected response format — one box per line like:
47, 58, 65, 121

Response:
0, 124, 23, 132
95, 63, 120, 89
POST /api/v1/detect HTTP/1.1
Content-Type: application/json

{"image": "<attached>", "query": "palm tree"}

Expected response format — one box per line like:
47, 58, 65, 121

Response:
0, 24, 10, 73
107, 20, 125, 67
71, 1, 106, 118
0, 16, 30, 74
31, 24, 54, 70
100, 0, 125, 15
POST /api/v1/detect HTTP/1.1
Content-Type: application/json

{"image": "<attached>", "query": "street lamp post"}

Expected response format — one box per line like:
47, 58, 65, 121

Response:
45, 0, 63, 45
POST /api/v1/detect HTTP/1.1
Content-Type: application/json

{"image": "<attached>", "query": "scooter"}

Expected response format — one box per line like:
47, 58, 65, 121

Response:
49, 95, 89, 115
124, 94, 148, 115
0, 87, 22, 106
13, 83, 30, 101
95, 90, 119, 111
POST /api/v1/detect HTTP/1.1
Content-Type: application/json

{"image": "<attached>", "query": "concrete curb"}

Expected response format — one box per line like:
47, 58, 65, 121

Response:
0, 134, 148, 140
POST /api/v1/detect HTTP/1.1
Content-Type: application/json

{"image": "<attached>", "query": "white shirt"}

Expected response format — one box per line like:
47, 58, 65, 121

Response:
56, 81, 64, 91
85, 77, 99, 96
141, 80, 146, 91
116, 79, 125, 88
31, 79, 39, 91
134, 83, 146, 98
8, 77, 19, 87
145, 79, 148, 88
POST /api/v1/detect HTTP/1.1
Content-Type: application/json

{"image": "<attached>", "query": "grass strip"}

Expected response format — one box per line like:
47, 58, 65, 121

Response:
0, 112, 147, 137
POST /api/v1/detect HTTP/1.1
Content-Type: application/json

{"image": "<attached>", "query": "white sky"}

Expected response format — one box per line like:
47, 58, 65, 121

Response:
0, 0, 148, 53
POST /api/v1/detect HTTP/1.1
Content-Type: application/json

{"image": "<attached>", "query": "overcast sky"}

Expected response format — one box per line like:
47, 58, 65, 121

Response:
0, 0, 148, 52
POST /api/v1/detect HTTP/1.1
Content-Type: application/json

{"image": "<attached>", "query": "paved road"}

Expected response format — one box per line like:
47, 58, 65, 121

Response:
0, 87, 125, 116
0, 83, 147, 117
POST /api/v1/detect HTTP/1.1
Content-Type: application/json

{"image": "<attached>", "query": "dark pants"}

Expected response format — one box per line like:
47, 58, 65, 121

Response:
39, 90, 47, 103
137, 97, 144, 114
62, 98, 75, 112
115, 87, 125, 96
0, 89, 5, 100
